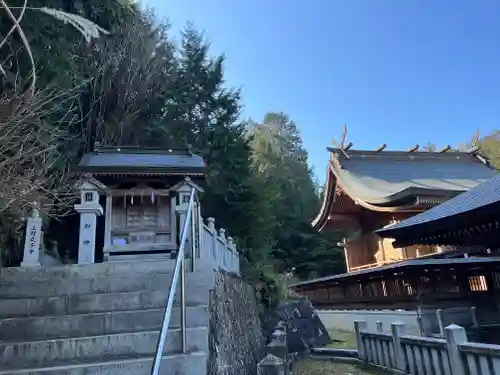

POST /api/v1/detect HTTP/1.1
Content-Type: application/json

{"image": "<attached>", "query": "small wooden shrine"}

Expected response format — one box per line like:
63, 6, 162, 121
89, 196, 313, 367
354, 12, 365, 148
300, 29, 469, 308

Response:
313, 142, 495, 272
73, 145, 205, 263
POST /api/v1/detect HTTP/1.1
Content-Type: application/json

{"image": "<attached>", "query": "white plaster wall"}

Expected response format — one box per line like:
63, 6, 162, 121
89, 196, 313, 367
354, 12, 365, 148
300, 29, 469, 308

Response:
317, 309, 421, 335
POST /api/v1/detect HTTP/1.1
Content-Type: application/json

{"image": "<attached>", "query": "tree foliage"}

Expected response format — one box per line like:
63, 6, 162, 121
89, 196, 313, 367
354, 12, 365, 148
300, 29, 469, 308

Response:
247, 112, 345, 280
3, 1, 499, 295
0, 1, 345, 288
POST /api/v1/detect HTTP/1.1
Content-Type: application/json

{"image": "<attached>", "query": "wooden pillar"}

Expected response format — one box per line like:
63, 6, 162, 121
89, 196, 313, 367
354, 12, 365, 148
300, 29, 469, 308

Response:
344, 242, 351, 272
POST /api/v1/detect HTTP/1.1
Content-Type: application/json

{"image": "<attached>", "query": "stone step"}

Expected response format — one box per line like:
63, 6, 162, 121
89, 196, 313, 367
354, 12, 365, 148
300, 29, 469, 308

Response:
0, 327, 208, 371
0, 261, 178, 284
0, 305, 208, 341
0, 288, 209, 318
0, 270, 215, 298
0, 351, 207, 375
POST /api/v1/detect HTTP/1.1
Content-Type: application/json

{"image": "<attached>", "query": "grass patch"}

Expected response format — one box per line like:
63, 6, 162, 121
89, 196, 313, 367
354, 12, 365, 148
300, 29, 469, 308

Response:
294, 329, 387, 374
326, 329, 357, 349
294, 360, 385, 375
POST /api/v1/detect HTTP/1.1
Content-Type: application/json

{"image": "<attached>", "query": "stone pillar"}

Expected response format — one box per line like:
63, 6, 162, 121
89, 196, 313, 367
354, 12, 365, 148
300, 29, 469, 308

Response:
21, 207, 42, 268
354, 320, 368, 361
444, 324, 467, 375
74, 189, 103, 264
175, 193, 191, 258
257, 354, 285, 375
219, 228, 226, 269
171, 177, 204, 267
207, 217, 218, 265
391, 322, 407, 372
227, 236, 236, 272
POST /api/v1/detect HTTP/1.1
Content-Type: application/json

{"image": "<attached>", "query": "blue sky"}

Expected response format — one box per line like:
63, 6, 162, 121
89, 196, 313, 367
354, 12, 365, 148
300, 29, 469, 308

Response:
145, 0, 500, 180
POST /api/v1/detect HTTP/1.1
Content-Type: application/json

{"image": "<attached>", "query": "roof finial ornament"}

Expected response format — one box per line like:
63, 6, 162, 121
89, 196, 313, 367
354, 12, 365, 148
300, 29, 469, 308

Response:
438, 145, 451, 153
408, 145, 419, 152
340, 124, 347, 149
331, 124, 351, 159
332, 124, 353, 159
457, 129, 481, 153
375, 144, 387, 152
472, 128, 480, 148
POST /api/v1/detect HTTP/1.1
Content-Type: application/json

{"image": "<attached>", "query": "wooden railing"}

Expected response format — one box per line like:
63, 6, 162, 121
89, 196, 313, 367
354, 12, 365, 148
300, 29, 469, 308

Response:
350, 258, 400, 272
294, 258, 500, 311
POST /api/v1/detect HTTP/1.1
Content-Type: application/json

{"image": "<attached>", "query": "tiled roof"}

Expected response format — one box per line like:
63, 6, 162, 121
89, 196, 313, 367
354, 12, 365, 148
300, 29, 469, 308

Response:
377, 172, 500, 236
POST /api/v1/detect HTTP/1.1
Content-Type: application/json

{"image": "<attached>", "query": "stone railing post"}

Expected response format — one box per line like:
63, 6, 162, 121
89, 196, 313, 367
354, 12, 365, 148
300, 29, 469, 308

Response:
268, 323, 288, 363
354, 320, 368, 361
436, 309, 445, 337
219, 228, 226, 269
391, 322, 407, 372
227, 236, 235, 272
207, 217, 217, 265
229, 237, 240, 274
444, 324, 467, 375
21, 207, 42, 268
257, 354, 285, 375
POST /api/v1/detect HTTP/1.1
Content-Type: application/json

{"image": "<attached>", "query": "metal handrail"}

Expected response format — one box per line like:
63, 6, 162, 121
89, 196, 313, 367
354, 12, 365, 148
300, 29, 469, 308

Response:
151, 187, 196, 375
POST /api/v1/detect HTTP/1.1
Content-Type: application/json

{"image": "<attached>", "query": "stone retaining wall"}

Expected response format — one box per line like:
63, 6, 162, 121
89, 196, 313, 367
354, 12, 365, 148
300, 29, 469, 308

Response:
208, 270, 265, 375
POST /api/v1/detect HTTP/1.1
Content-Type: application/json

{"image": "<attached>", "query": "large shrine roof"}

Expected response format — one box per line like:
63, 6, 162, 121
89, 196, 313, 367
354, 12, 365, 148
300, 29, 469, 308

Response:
75, 146, 205, 176
329, 148, 495, 205
312, 145, 496, 231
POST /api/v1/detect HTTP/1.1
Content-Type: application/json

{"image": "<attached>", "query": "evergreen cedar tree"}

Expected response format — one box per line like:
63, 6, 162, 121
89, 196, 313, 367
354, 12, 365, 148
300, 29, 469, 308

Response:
2, 1, 498, 296
0, 0, 344, 291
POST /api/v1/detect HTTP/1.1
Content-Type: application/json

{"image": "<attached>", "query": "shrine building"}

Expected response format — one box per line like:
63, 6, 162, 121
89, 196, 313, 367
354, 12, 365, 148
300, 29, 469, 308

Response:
312, 144, 496, 272
71, 144, 206, 264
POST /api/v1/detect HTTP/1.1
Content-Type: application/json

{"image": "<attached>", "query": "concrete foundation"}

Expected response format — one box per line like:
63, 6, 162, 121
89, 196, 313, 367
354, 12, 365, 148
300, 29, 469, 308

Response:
317, 309, 422, 335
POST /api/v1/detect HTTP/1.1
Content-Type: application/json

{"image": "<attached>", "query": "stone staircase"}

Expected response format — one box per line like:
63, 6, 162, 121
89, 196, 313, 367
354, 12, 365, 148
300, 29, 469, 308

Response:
0, 261, 214, 375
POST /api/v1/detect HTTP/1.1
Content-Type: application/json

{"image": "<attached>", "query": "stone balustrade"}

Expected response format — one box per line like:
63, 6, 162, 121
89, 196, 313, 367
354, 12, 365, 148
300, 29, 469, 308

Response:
201, 217, 240, 274
355, 320, 500, 375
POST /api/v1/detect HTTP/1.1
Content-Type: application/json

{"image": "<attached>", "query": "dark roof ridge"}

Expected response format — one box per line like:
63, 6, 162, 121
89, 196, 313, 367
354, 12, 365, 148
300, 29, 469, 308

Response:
327, 146, 491, 166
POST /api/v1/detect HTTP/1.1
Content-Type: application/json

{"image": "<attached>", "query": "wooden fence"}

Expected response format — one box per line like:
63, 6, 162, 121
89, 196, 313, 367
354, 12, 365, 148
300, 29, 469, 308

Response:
355, 320, 500, 375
